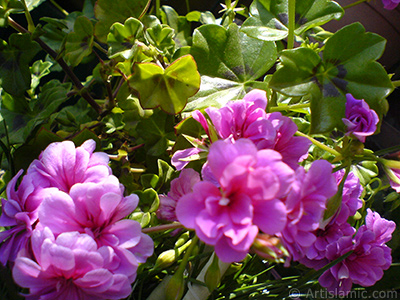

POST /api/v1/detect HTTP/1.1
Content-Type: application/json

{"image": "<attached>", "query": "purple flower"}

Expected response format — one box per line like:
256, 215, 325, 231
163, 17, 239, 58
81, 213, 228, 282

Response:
280, 160, 337, 262
0, 171, 39, 265
13, 227, 132, 300
332, 170, 363, 225
157, 169, 201, 222
382, 0, 399, 9
319, 209, 395, 294
38, 177, 153, 281
176, 139, 294, 263
342, 94, 379, 143
171, 147, 205, 171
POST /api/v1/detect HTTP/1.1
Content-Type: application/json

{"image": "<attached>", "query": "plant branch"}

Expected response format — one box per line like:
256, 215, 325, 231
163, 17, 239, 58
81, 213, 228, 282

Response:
269, 103, 310, 112
287, 0, 296, 49
142, 222, 184, 233
7, 17, 102, 115
295, 131, 342, 158
343, 0, 369, 10
21, 0, 35, 32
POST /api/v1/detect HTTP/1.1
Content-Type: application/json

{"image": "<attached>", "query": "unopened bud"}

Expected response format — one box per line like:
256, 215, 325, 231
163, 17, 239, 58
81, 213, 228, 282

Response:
204, 254, 221, 292
165, 271, 185, 300
252, 234, 288, 263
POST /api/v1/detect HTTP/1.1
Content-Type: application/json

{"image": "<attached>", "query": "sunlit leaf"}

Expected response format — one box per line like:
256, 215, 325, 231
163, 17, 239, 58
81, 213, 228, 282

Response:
128, 54, 200, 114
94, 0, 148, 43
241, 0, 344, 41
64, 16, 94, 66
269, 23, 393, 133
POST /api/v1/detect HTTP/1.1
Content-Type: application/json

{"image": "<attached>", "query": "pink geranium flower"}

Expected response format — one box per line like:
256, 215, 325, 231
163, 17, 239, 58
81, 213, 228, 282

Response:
280, 160, 337, 262
38, 176, 153, 281
13, 227, 132, 300
0, 140, 113, 266
180, 89, 311, 170
176, 139, 294, 263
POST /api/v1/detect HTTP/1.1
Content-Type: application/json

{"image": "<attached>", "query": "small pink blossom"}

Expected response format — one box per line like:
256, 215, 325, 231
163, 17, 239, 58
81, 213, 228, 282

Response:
176, 139, 294, 263
157, 169, 201, 222
13, 227, 132, 300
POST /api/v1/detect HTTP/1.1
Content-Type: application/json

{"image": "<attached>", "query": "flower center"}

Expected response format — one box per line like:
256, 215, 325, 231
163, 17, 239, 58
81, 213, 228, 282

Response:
219, 197, 230, 206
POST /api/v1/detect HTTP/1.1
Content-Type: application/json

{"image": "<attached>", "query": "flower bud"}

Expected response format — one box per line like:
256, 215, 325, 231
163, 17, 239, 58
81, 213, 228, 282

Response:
154, 239, 192, 269
204, 254, 221, 292
251, 234, 288, 263
165, 271, 185, 300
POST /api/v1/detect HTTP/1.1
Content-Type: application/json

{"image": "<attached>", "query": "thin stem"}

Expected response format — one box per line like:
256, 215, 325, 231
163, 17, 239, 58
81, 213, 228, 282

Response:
269, 103, 310, 112
142, 222, 184, 233
343, 0, 369, 10
185, 0, 190, 13
8, 17, 102, 115
50, 0, 69, 16
295, 131, 342, 158
139, 0, 153, 20
21, 0, 35, 32
392, 80, 400, 88
155, 0, 161, 18
287, 0, 296, 49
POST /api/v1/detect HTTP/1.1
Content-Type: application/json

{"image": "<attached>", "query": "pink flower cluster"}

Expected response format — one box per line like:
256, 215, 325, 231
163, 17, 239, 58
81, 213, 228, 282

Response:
0, 140, 153, 299
160, 89, 395, 295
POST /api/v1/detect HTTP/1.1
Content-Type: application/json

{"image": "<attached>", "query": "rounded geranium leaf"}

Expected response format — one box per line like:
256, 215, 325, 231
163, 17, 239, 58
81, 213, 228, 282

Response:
128, 55, 200, 114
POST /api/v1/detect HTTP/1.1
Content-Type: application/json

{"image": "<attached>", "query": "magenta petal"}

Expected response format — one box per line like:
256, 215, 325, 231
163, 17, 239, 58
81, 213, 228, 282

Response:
176, 181, 218, 228
39, 189, 82, 234
253, 199, 287, 235
171, 147, 204, 170
243, 89, 268, 110
214, 237, 248, 263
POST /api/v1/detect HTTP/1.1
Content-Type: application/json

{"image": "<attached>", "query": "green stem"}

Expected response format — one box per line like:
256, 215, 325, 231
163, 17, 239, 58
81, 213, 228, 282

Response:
287, 0, 296, 49
185, 0, 190, 13
142, 222, 184, 234
156, 0, 160, 18
21, 0, 35, 32
295, 131, 342, 158
177, 235, 198, 274
392, 80, 400, 88
269, 103, 310, 112
50, 0, 69, 15
343, 0, 369, 10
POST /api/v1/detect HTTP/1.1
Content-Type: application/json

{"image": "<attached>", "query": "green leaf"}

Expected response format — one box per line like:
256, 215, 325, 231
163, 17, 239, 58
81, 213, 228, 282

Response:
157, 159, 175, 190
241, 0, 343, 41
94, 0, 148, 43
191, 23, 277, 82
64, 16, 94, 66
145, 23, 175, 55
135, 109, 175, 157
0, 80, 71, 144
269, 23, 393, 133
0, 0, 24, 27
184, 76, 269, 112
128, 54, 200, 114
0, 33, 40, 96
160, 6, 192, 47
103, 112, 125, 134
25, 0, 46, 10
107, 17, 144, 59
135, 188, 160, 213
30, 60, 52, 91
13, 127, 63, 171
